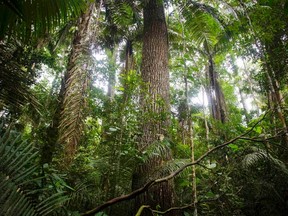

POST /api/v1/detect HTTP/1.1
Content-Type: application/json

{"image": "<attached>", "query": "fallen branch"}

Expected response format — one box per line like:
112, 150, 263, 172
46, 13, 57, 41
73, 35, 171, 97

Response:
81, 112, 268, 216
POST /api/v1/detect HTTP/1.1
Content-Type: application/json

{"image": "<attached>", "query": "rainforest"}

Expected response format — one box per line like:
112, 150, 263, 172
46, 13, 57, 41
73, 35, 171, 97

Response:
1, 0, 288, 215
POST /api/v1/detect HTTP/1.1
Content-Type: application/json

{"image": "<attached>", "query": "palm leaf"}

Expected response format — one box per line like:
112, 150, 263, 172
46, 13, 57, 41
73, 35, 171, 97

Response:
183, 8, 221, 50
182, 0, 237, 54
0, 125, 39, 216
0, 124, 69, 215
242, 147, 288, 175
141, 139, 172, 164
0, 42, 41, 114
156, 159, 192, 178
0, 0, 86, 40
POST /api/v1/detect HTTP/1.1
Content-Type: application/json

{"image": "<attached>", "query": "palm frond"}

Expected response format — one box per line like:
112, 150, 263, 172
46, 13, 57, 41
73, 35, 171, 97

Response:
182, 0, 236, 54
183, 9, 221, 50
156, 159, 192, 178
0, 0, 86, 40
242, 147, 288, 175
141, 139, 172, 164
0, 42, 40, 114
66, 181, 97, 212
186, 0, 227, 30
0, 124, 69, 216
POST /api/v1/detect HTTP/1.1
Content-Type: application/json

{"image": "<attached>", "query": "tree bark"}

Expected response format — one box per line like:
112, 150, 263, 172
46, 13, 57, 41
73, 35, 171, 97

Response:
132, 0, 175, 215
58, 3, 95, 168
206, 54, 227, 124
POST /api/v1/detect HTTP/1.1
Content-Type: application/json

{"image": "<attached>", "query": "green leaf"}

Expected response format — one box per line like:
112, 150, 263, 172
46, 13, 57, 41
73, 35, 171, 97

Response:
228, 144, 239, 152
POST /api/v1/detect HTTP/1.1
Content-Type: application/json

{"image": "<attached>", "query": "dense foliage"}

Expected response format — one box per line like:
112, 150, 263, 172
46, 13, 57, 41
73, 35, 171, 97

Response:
1, 0, 288, 215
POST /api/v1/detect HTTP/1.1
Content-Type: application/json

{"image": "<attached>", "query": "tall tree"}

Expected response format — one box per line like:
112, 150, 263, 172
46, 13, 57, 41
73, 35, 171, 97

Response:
205, 49, 228, 123
132, 0, 175, 214
182, 1, 233, 124
58, 2, 96, 167
239, 0, 288, 147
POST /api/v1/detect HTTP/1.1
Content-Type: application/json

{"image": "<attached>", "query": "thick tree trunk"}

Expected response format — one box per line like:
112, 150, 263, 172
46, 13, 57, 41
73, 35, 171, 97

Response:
132, 0, 175, 215
206, 54, 227, 123
58, 3, 95, 168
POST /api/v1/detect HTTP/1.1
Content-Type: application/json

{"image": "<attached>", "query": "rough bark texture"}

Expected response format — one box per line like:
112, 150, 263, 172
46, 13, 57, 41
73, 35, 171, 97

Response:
132, 0, 175, 215
58, 3, 95, 168
206, 55, 227, 123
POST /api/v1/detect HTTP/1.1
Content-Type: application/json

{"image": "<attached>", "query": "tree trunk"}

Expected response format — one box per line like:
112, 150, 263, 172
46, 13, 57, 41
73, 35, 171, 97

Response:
121, 39, 135, 103
132, 0, 175, 215
58, 3, 95, 168
206, 54, 227, 124
107, 46, 118, 100
264, 62, 288, 147
238, 87, 250, 125
200, 86, 210, 145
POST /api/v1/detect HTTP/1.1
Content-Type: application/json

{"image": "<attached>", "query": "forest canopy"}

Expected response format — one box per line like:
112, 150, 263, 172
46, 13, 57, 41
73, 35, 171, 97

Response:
1, 0, 288, 215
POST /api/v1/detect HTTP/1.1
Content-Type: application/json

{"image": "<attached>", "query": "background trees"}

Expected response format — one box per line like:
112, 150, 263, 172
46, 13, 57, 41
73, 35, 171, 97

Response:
1, 0, 288, 215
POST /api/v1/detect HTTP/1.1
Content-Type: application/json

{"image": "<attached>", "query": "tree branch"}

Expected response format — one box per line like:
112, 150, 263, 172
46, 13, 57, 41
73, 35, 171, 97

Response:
81, 112, 268, 216
150, 204, 192, 215
139, 194, 226, 215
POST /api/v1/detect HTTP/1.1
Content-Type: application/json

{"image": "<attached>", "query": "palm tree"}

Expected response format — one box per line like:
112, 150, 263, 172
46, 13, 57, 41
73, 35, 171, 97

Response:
58, 2, 97, 168
182, 1, 236, 123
